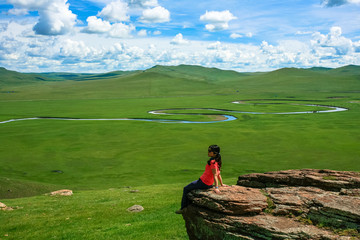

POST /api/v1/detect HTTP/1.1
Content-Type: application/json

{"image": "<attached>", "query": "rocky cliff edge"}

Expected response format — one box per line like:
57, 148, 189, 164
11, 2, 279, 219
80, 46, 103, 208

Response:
182, 169, 360, 240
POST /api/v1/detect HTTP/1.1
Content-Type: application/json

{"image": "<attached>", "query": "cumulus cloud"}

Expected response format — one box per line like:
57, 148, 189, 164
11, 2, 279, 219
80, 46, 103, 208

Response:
137, 29, 148, 37
0, 23, 8, 32
8, 0, 77, 35
321, 0, 360, 7
82, 0, 169, 38
246, 32, 253, 38
1, 23, 359, 73
34, 1, 77, 35
108, 22, 135, 38
170, 33, 190, 45
98, 0, 130, 22
8, 8, 29, 15
230, 33, 243, 39
7, 0, 49, 9
139, 6, 170, 23
230, 32, 252, 39
83, 19, 135, 38
207, 41, 222, 50
311, 26, 353, 55
200, 10, 237, 32
59, 39, 93, 58
83, 16, 112, 33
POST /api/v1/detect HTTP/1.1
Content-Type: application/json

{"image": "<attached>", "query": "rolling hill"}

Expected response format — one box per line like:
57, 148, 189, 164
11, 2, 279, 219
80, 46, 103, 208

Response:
36, 70, 138, 81
0, 67, 49, 86
0, 64, 359, 99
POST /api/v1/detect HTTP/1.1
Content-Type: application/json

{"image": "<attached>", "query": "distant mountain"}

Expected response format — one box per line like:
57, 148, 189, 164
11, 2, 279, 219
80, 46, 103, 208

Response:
224, 65, 360, 94
1, 65, 359, 97
0, 67, 50, 86
307, 67, 332, 72
36, 72, 94, 81
145, 64, 249, 82
327, 65, 360, 76
2, 64, 359, 83
37, 70, 138, 81
0, 67, 138, 87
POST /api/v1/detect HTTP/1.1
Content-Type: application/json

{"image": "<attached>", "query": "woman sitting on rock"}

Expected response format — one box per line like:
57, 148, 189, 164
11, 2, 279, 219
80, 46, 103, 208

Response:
176, 144, 225, 214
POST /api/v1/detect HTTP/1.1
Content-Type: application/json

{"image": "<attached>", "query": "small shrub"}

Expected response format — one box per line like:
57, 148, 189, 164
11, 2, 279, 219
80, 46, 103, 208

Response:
260, 190, 275, 214
322, 175, 337, 180
296, 216, 313, 225
334, 228, 360, 238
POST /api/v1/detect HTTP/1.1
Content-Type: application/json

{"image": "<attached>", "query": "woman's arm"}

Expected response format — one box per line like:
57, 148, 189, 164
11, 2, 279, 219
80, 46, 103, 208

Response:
217, 173, 224, 186
212, 168, 220, 193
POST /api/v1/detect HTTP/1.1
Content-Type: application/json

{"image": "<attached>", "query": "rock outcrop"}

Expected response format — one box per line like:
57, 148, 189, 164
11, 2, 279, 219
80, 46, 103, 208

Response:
49, 189, 73, 196
182, 169, 360, 240
127, 205, 144, 213
0, 201, 18, 211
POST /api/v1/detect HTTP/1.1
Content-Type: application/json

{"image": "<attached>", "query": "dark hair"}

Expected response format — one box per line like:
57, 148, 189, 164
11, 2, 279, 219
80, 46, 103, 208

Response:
208, 145, 222, 171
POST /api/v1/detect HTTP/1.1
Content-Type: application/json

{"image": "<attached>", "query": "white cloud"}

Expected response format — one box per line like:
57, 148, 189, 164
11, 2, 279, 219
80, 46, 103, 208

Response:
207, 41, 222, 50
1, 23, 359, 73
200, 10, 237, 23
9, 0, 77, 36
354, 41, 360, 53
8, 8, 29, 15
82, 16, 135, 38
108, 22, 135, 38
230, 32, 252, 39
7, 0, 49, 9
139, 6, 170, 23
0, 23, 8, 32
153, 30, 161, 35
83, 16, 112, 33
200, 10, 237, 32
230, 33, 243, 39
34, 1, 77, 35
296, 31, 314, 35
59, 39, 93, 58
170, 33, 190, 45
311, 26, 353, 55
99, 0, 130, 22
138, 29, 148, 37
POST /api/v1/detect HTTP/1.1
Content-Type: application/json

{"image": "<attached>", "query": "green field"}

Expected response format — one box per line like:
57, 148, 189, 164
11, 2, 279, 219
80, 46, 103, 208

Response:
1, 65, 360, 239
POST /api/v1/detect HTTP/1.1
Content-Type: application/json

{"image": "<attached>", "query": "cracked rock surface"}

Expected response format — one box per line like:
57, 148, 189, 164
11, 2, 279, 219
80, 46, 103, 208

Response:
182, 169, 360, 240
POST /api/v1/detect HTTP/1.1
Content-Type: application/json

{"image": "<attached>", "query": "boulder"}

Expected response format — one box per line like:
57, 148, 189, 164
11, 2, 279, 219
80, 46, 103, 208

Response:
182, 169, 360, 240
127, 205, 144, 213
0, 202, 14, 211
50, 189, 73, 196
237, 169, 360, 191
187, 185, 268, 215
266, 186, 360, 230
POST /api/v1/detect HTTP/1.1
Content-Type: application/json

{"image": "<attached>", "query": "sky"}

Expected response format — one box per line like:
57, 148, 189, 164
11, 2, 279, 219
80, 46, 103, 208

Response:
0, 0, 360, 73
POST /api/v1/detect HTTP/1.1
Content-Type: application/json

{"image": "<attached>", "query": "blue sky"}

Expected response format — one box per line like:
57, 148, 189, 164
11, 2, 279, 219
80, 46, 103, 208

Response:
0, 0, 359, 72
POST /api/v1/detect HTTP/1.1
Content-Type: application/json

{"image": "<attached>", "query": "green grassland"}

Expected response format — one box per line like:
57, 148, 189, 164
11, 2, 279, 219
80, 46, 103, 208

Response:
0, 64, 360, 239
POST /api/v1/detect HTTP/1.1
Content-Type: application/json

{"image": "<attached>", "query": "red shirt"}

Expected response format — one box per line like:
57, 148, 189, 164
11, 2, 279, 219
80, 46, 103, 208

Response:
200, 159, 218, 186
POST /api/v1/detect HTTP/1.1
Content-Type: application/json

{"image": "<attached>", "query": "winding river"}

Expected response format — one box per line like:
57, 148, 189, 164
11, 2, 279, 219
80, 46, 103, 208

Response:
0, 101, 348, 125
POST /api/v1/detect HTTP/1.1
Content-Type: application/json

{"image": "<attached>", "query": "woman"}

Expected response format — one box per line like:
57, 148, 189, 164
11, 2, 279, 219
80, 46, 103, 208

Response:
175, 145, 224, 214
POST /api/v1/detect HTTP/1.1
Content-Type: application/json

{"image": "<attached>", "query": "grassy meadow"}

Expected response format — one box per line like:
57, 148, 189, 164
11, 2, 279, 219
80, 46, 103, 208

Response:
0, 65, 360, 239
